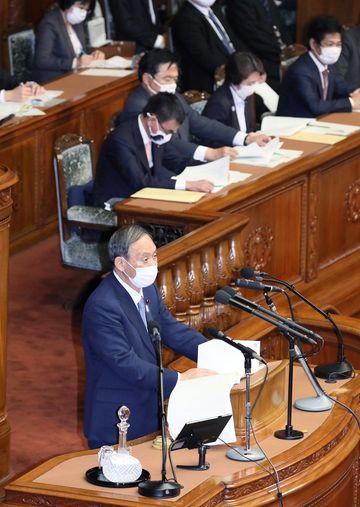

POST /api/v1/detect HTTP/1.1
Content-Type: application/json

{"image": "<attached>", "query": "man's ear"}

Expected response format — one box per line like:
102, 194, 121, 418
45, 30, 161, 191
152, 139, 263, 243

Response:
143, 72, 152, 87
309, 38, 318, 53
114, 256, 125, 272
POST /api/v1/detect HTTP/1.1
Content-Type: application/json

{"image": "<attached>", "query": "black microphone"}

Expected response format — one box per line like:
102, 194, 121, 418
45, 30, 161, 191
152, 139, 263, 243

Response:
215, 289, 320, 347
148, 320, 161, 343
207, 326, 266, 364
235, 278, 283, 293
240, 266, 267, 280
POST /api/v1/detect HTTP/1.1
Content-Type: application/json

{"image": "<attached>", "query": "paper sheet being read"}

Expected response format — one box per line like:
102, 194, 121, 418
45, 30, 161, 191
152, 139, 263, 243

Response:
167, 372, 237, 444
79, 68, 134, 78
197, 339, 263, 384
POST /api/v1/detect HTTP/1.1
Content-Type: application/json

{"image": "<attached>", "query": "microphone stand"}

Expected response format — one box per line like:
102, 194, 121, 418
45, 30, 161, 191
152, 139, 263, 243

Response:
226, 350, 265, 461
260, 274, 353, 381
138, 325, 182, 498
263, 291, 332, 412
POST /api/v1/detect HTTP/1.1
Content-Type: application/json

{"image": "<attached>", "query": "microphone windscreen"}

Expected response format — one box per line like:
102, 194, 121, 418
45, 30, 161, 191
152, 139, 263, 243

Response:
240, 266, 254, 278
148, 320, 161, 334
215, 290, 231, 305
207, 326, 219, 338
222, 285, 236, 296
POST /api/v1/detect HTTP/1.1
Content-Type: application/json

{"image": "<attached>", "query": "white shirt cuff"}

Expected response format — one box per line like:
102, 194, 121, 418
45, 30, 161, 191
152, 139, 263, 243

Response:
175, 179, 186, 190
72, 57, 78, 69
193, 145, 207, 162
349, 97, 354, 108
0, 89, 5, 103
232, 131, 247, 146
154, 35, 165, 49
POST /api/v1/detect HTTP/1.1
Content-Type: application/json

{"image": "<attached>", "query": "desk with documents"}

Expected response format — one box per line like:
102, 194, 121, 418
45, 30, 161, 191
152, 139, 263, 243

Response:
0, 68, 138, 251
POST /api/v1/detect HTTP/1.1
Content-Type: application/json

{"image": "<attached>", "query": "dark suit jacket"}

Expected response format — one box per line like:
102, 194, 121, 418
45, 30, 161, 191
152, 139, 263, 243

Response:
108, 0, 163, 53
225, 0, 291, 89
0, 66, 18, 90
92, 116, 176, 206
82, 273, 206, 446
118, 86, 239, 170
33, 7, 86, 83
335, 26, 360, 91
277, 52, 352, 118
171, 1, 247, 93
202, 82, 254, 132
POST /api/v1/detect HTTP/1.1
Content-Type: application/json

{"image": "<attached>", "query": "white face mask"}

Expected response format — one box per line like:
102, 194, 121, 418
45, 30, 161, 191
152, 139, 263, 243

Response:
66, 6, 87, 25
233, 83, 256, 100
148, 116, 173, 145
123, 258, 158, 289
317, 46, 341, 66
151, 77, 177, 94
193, 0, 216, 7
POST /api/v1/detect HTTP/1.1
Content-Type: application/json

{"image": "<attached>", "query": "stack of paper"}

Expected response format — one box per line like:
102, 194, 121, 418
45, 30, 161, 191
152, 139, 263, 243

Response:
261, 116, 313, 136
80, 68, 134, 78
87, 55, 132, 69
130, 187, 205, 203
305, 120, 360, 136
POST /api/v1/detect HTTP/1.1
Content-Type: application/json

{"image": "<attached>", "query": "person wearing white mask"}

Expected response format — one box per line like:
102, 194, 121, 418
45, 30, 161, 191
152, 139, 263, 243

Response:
92, 92, 214, 208
33, 0, 105, 84
203, 52, 267, 135
82, 225, 214, 447
277, 15, 360, 118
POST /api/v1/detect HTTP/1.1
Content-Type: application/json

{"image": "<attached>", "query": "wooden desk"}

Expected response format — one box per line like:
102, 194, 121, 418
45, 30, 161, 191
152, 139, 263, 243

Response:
3, 368, 359, 506
0, 70, 138, 251
116, 112, 360, 318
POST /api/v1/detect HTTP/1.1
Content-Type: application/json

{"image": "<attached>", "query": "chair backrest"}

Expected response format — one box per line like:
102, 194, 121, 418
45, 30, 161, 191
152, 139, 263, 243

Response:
8, 27, 35, 82
182, 90, 211, 115
54, 134, 94, 222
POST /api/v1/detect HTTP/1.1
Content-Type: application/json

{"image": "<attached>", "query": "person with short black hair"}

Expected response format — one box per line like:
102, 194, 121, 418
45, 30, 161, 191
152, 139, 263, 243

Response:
277, 15, 360, 117
202, 51, 266, 132
33, 0, 105, 83
82, 224, 213, 447
92, 92, 214, 207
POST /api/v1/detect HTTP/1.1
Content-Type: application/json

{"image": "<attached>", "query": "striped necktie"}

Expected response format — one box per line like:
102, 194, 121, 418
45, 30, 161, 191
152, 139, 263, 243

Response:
322, 69, 329, 100
208, 9, 235, 55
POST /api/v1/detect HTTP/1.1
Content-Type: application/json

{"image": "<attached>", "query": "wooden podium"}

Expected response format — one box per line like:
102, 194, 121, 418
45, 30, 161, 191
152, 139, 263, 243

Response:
2, 366, 360, 506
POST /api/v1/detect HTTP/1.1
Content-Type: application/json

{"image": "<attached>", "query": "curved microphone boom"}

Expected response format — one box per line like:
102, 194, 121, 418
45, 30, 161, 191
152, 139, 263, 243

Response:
240, 267, 354, 381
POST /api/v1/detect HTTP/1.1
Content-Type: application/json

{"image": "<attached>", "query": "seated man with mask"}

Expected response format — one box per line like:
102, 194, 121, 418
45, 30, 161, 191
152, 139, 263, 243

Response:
92, 92, 214, 207
117, 49, 270, 172
202, 51, 266, 133
82, 225, 214, 447
277, 15, 360, 117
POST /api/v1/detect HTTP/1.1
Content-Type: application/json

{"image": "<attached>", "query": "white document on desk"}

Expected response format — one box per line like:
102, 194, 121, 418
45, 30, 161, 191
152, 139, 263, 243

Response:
197, 339, 263, 384
167, 371, 237, 444
87, 55, 132, 69
27, 90, 64, 107
234, 136, 282, 165
232, 148, 303, 168
0, 103, 21, 119
305, 120, 360, 136
79, 68, 134, 77
261, 116, 313, 136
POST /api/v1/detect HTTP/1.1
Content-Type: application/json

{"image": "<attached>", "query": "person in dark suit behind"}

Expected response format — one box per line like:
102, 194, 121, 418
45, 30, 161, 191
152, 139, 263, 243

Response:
82, 224, 214, 447
277, 16, 360, 118
225, 0, 292, 92
0, 66, 44, 102
335, 24, 360, 91
203, 51, 266, 133
33, 0, 105, 83
108, 0, 165, 53
92, 92, 214, 207
171, 0, 248, 93
117, 49, 269, 172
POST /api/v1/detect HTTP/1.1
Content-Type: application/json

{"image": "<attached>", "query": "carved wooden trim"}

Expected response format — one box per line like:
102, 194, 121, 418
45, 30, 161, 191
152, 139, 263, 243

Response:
243, 225, 274, 270
344, 179, 360, 224
306, 172, 319, 281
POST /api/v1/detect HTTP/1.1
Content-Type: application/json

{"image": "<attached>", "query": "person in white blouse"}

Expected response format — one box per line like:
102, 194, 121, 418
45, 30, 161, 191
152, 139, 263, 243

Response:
33, 0, 105, 84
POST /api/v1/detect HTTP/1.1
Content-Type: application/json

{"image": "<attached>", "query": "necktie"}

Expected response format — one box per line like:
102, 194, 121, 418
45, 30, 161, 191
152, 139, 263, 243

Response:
137, 296, 147, 329
207, 9, 235, 55
322, 69, 329, 100
145, 141, 152, 166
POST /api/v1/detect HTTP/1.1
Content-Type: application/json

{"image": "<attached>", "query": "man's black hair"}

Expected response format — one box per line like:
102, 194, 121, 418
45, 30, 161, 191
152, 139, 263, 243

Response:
138, 49, 180, 80
58, 0, 94, 10
307, 15, 342, 48
225, 51, 265, 85
142, 92, 185, 125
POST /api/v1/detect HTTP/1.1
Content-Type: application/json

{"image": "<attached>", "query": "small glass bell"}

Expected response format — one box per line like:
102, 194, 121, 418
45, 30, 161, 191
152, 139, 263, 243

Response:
99, 406, 142, 483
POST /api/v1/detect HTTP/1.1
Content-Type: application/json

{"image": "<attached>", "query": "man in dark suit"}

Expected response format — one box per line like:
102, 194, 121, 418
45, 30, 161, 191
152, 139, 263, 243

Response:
92, 92, 214, 207
225, 0, 292, 92
335, 24, 360, 91
277, 16, 360, 118
117, 49, 269, 173
33, 0, 104, 83
203, 51, 266, 132
171, 0, 247, 93
83, 225, 212, 447
108, 0, 165, 53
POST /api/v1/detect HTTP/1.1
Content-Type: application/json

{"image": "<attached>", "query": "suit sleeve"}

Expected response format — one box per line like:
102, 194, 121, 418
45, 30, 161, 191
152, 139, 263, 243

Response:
334, 32, 351, 80
34, 18, 74, 72
287, 69, 351, 116
110, 132, 176, 190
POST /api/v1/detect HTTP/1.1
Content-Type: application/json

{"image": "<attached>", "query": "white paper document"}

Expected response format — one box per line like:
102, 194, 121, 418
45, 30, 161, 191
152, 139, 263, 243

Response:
0, 102, 20, 120
172, 156, 230, 185
235, 136, 282, 165
261, 116, 313, 136
167, 372, 237, 444
87, 55, 132, 69
27, 89, 63, 107
197, 339, 263, 384
79, 68, 134, 78
305, 120, 360, 136
254, 82, 279, 113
